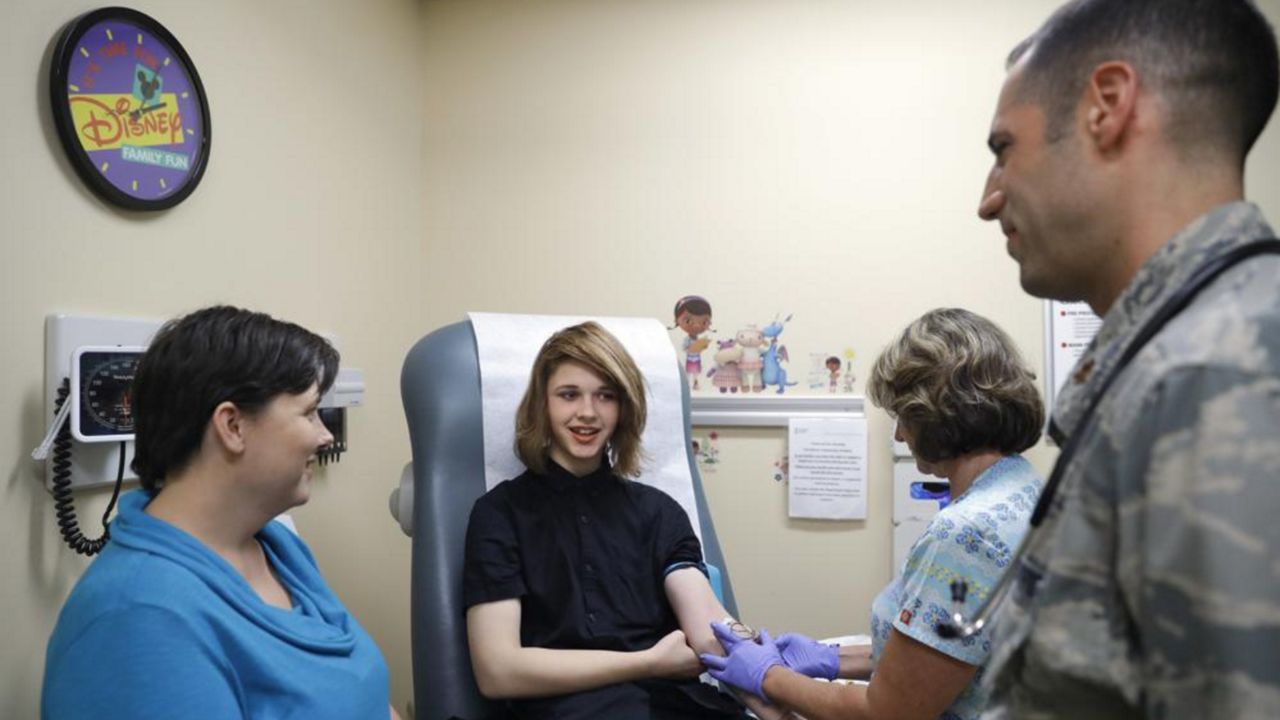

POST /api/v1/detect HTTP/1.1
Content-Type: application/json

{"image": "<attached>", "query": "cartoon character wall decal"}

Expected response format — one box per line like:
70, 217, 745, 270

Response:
673, 296, 712, 391
841, 348, 857, 393
707, 338, 743, 393
825, 356, 842, 393
666, 301, 835, 397
761, 315, 798, 394
810, 347, 858, 393
773, 454, 789, 483
694, 431, 720, 471
734, 325, 766, 393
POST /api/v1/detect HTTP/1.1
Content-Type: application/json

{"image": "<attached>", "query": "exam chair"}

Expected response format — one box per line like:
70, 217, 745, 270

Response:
390, 317, 739, 720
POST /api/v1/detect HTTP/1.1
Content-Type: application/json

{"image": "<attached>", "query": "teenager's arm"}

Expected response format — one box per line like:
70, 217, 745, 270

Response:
664, 567, 790, 720
465, 599, 702, 699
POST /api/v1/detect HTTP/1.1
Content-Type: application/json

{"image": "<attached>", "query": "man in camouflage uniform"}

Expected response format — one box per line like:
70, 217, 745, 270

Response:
974, 0, 1280, 717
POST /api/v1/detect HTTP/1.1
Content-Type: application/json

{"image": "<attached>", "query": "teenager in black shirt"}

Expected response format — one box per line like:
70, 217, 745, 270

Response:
463, 322, 777, 720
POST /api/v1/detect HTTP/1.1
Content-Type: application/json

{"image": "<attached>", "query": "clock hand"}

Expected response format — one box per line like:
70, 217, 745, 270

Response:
129, 102, 168, 121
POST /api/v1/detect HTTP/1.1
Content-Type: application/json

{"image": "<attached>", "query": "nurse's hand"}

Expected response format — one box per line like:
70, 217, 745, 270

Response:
701, 627, 784, 700
775, 632, 839, 680
646, 629, 704, 679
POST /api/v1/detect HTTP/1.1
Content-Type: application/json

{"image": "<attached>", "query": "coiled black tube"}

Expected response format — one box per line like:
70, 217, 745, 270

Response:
50, 379, 125, 556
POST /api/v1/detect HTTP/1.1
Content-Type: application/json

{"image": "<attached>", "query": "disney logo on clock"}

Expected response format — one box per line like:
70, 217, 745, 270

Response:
70, 94, 184, 149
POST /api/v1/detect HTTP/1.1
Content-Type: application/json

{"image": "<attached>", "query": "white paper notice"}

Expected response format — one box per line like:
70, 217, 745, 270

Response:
788, 416, 867, 520
1045, 300, 1102, 411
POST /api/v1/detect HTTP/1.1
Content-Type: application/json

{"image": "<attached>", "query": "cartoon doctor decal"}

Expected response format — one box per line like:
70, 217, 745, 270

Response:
672, 296, 712, 391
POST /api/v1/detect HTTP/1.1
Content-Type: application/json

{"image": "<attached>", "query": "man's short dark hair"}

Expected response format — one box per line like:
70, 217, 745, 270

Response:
1009, 0, 1278, 162
130, 306, 339, 492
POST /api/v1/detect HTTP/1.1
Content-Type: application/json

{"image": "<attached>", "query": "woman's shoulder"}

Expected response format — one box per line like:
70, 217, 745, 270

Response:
911, 469, 1039, 573
975, 455, 1042, 495
943, 456, 1040, 519
45, 592, 214, 693
82, 541, 201, 598
52, 545, 206, 648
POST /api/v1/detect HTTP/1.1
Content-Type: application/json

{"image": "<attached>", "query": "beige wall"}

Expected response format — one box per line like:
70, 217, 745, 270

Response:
4, 0, 1280, 717
418, 0, 1280, 644
1, 0, 425, 716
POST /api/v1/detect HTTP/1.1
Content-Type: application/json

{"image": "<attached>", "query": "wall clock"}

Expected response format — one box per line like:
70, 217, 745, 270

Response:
49, 7, 211, 210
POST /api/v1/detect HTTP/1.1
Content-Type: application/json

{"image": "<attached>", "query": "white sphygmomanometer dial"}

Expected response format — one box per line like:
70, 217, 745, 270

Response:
70, 346, 145, 443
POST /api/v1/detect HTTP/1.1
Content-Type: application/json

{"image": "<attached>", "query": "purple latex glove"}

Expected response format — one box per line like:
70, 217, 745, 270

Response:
700, 624, 784, 700
775, 632, 839, 680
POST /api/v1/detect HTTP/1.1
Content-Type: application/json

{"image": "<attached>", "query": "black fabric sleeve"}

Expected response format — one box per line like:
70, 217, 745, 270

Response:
462, 492, 527, 610
651, 490, 704, 579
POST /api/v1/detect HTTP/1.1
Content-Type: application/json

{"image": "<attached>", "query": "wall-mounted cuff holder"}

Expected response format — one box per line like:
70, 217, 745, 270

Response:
317, 368, 364, 465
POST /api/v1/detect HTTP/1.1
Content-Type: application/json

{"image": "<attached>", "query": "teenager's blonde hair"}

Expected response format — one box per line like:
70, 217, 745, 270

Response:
515, 322, 648, 477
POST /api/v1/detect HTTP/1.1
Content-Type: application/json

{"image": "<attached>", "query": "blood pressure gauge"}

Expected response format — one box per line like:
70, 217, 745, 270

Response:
71, 346, 145, 442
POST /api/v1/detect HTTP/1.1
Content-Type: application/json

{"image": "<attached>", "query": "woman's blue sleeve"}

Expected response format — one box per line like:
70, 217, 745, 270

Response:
42, 605, 243, 719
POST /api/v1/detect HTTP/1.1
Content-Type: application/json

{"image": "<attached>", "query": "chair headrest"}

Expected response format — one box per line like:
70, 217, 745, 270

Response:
470, 312, 702, 538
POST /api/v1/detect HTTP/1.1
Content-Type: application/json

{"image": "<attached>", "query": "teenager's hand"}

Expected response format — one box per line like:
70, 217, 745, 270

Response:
646, 629, 704, 679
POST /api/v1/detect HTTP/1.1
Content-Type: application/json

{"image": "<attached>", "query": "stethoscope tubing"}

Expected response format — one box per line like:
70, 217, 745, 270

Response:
937, 239, 1280, 640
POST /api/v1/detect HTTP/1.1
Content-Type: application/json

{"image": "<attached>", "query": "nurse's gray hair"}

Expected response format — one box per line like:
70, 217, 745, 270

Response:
867, 308, 1043, 463
514, 322, 648, 478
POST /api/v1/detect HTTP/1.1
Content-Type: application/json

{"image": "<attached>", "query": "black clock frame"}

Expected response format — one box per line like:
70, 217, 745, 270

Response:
48, 6, 212, 211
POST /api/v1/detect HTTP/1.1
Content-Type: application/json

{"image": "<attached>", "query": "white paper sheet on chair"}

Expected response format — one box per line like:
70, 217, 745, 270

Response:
469, 312, 701, 540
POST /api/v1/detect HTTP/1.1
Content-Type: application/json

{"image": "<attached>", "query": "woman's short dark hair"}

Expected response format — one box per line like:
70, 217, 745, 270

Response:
867, 308, 1044, 463
130, 306, 339, 492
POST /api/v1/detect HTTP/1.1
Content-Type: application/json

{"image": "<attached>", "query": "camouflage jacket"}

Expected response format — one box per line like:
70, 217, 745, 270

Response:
982, 202, 1280, 719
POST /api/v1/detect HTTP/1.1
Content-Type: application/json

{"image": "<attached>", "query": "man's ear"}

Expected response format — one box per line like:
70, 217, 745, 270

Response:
1083, 61, 1138, 152
209, 401, 248, 455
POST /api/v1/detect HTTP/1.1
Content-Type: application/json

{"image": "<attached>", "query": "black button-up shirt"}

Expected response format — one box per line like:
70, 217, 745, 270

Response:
464, 461, 751, 719
464, 460, 703, 652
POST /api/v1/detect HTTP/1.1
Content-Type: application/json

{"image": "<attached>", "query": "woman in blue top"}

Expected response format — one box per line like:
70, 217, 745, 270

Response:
702, 308, 1044, 720
42, 306, 396, 720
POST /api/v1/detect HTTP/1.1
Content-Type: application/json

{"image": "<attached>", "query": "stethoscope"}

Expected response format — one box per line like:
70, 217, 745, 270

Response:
936, 239, 1280, 640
